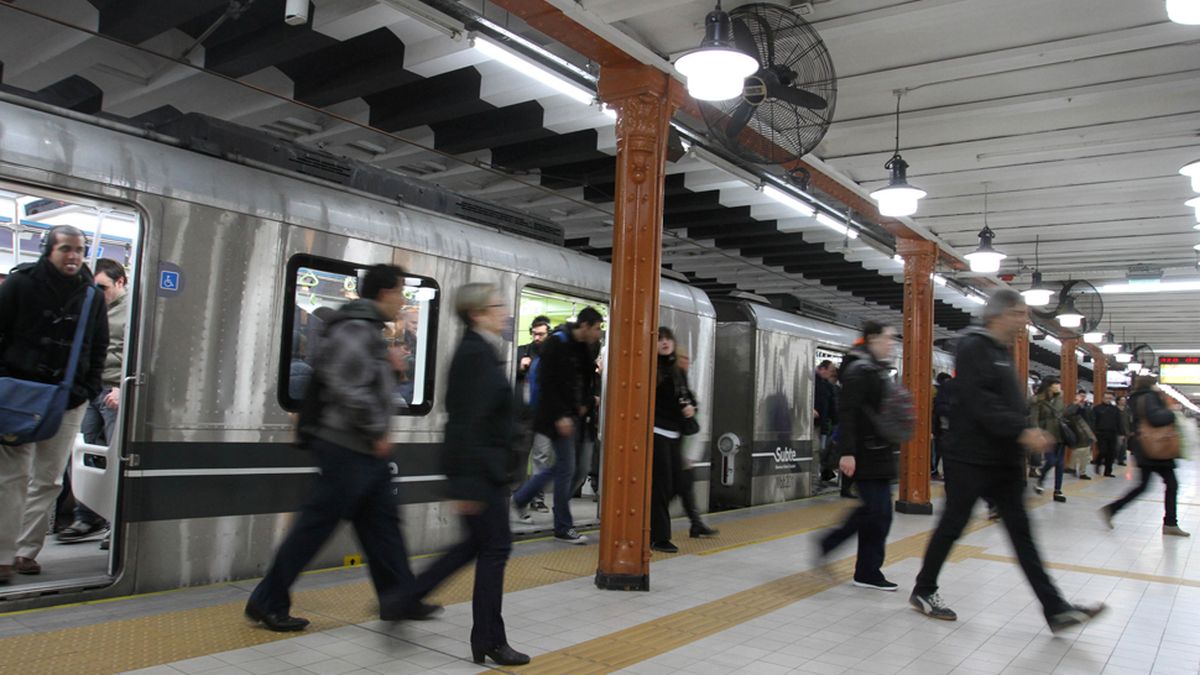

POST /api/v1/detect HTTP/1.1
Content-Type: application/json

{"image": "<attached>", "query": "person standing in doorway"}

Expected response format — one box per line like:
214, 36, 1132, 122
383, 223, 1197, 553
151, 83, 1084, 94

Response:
245, 264, 434, 631
910, 289, 1106, 632
815, 360, 839, 485
816, 321, 900, 591
513, 315, 551, 515
1091, 392, 1122, 478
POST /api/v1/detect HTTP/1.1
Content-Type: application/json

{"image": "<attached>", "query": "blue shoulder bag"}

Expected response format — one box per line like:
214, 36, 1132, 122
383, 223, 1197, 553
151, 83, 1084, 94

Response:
0, 285, 97, 445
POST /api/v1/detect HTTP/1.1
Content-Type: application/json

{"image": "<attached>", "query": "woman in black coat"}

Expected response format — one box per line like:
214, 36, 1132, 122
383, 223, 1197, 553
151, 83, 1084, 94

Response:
1102, 376, 1188, 537
393, 283, 530, 666
649, 326, 700, 553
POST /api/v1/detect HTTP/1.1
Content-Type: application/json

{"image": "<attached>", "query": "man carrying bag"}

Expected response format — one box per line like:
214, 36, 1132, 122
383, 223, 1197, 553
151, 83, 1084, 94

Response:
0, 225, 109, 582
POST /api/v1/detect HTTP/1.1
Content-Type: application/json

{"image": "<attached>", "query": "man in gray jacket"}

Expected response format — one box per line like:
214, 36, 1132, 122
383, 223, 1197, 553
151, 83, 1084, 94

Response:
245, 264, 435, 631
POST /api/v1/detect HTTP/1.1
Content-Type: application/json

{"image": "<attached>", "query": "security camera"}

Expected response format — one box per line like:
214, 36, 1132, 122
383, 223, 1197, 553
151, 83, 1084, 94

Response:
284, 0, 309, 26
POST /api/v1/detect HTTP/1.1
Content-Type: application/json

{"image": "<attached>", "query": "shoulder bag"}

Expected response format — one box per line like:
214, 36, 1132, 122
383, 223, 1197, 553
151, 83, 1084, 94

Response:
1138, 394, 1180, 461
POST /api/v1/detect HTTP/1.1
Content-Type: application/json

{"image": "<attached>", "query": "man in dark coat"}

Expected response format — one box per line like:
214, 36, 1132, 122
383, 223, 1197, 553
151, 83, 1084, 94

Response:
816, 321, 899, 591
910, 289, 1106, 632
1091, 392, 1122, 477
814, 360, 839, 483
0, 225, 109, 581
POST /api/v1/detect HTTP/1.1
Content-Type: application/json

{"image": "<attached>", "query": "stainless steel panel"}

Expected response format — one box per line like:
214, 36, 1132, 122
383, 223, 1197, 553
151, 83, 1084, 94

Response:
753, 329, 814, 444
746, 303, 858, 349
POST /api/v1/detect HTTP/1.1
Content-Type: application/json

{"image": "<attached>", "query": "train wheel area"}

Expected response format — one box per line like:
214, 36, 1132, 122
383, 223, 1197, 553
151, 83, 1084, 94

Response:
1, 465, 1196, 675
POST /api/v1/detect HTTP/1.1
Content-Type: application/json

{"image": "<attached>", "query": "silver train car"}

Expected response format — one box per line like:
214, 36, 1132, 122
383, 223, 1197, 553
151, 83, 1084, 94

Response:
0, 99, 955, 609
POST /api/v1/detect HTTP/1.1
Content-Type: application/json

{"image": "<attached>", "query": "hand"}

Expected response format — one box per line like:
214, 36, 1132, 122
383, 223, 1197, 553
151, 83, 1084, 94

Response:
373, 438, 392, 458
578, 405, 588, 417
556, 417, 574, 437
104, 387, 121, 410
839, 455, 856, 477
682, 404, 696, 419
814, 409, 820, 419
1018, 428, 1051, 454
452, 500, 485, 516
519, 356, 532, 371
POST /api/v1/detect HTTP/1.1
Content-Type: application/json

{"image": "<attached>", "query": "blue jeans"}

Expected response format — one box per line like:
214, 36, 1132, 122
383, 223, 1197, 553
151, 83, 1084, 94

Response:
1039, 444, 1065, 492
514, 432, 575, 535
820, 478, 893, 583
249, 438, 416, 614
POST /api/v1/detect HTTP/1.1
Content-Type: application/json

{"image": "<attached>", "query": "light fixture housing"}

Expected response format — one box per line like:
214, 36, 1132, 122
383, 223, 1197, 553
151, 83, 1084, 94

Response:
1083, 331, 1104, 344
1021, 270, 1053, 307
1101, 333, 1121, 355
1187, 196, 1200, 222
1167, 0, 1200, 24
674, 5, 759, 101
1182, 158, 1200, 191
870, 155, 926, 217
1056, 297, 1084, 328
964, 225, 1006, 274
1115, 351, 1134, 364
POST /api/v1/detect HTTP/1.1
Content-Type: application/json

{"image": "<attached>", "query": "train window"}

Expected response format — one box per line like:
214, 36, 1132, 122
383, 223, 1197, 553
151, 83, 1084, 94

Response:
280, 255, 440, 416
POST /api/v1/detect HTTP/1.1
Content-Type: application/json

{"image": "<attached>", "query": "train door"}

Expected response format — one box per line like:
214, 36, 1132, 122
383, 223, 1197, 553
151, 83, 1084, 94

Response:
511, 285, 609, 535
0, 184, 141, 600
813, 347, 846, 492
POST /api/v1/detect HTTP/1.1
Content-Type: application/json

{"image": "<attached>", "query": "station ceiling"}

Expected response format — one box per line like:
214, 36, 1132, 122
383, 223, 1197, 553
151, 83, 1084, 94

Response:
0, 0, 1195, 386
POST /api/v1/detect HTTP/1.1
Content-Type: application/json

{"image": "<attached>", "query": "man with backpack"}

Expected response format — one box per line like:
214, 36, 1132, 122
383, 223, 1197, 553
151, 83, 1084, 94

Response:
0, 226, 109, 583
512, 308, 604, 544
245, 264, 435, 631
910, 289, 1106, 632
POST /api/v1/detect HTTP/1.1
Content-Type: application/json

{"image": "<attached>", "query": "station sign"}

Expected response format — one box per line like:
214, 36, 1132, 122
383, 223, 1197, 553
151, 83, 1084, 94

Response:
1159, 356, 1200, 385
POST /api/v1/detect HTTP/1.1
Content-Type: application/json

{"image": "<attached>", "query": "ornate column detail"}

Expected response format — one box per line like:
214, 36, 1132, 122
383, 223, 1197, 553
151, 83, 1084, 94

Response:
594, 66, 678, 591
1061, 338, 1079, 400
895, 238, 936, 515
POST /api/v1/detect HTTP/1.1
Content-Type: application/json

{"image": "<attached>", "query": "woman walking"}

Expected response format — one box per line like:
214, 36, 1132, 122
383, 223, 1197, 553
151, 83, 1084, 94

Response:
386, 283, 529, 666
1101, 376, 1189, 537
1031, 377, 1068, 503
649, 327, 703, 553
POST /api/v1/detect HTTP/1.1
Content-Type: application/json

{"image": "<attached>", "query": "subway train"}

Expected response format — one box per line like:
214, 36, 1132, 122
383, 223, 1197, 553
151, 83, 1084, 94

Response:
0, 98, 953, 609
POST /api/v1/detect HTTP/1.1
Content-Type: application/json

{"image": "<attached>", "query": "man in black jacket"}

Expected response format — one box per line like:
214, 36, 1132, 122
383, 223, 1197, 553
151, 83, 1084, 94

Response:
816, 321, 899, 591
513, 316, 550, 509
910, 289, 1106, 632
1091, 392, 1121, 477
0, 226, 109, 582
814, 360, 839, 483
512, 307, 603, 544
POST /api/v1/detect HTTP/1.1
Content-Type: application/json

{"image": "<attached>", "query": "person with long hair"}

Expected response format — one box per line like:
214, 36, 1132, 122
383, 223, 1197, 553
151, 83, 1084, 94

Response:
1030, 376, 1068, 503
649, 327, 705, 553
1101, 376, 1189, 537
385, 283, 530, 666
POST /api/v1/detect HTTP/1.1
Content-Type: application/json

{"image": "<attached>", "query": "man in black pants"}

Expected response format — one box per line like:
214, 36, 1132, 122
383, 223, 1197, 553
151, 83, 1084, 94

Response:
910, 289, 1106, 633
245, 265, 435, 631
1091, 392, 1122, 477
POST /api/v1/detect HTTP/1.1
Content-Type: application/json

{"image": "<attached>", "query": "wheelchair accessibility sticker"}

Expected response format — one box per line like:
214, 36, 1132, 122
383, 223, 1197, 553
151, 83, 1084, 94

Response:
157, 263, 183, 296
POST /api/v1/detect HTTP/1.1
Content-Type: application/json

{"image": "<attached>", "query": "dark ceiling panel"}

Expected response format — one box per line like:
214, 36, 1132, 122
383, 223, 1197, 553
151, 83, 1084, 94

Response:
32, 76, 103, 114
432, 101, 552, 155
492, 130, 603, 172
185, 1, 337, 78
366, 68, 491, 131
93, 0, 228, 45
278, 28, 417, 107
540, 156, 614, 192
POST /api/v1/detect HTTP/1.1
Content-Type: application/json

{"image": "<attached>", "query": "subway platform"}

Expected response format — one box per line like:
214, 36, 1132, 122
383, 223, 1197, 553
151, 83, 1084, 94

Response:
2, 463, 1197, 675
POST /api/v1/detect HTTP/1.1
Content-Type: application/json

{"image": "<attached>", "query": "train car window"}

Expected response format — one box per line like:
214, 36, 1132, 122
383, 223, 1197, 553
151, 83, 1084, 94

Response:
280, 255, 440, 416
516, 287, 609, 348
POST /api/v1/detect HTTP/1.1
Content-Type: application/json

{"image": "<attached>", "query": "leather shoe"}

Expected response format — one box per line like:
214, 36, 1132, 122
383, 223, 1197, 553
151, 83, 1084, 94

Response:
380, 600, 443, 621
689, 523, 719, 538
244, 603, 309, 632
0, 564, 12, 584
472, 643, 530, 666
14, 557, 40, 575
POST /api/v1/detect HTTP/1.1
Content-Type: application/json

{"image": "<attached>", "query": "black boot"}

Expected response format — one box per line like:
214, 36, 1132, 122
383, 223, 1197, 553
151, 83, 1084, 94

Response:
472, 643, 531, 666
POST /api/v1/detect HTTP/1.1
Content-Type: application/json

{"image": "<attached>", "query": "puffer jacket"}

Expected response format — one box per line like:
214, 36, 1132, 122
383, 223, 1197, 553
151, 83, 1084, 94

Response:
836, 346, 896, 481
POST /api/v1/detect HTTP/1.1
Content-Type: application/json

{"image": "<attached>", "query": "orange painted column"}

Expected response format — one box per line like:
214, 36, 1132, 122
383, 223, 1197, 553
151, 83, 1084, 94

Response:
1061, 338, 1079, 399
594, 66, 679, 590
896, 238, 936, 515
1013, 327, 1030, 397
1088, 345, 1107, 397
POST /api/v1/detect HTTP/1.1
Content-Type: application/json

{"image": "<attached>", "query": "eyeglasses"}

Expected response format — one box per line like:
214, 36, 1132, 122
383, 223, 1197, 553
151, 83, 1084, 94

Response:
485, 303, 505, 309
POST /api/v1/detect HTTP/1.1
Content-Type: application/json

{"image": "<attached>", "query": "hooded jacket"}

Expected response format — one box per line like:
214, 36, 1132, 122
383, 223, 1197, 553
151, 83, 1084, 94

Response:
836, 345, 897, 481
0, 258, 109, 409
311, 299, 397, 455
942, 326, 1029, 467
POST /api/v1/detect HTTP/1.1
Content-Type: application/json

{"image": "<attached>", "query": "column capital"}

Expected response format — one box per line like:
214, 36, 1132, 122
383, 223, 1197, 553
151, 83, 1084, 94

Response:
598, 64, 685, 108
896, 237, 937, 258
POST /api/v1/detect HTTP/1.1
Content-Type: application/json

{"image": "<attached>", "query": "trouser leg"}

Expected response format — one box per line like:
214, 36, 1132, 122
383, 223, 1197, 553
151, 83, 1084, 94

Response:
469, 489, 512, 650
513, 434, 555, 507
1039, 444, 1064, 492
650, 435, 675, 544
1107, 466, 1153, 516
677, 461, 704, 527
1098, 434, 1116, 475
16, 405, 86, 560
550, 433, 576, 535
352, 458, 417, 602
851, 479, 893, 583
1159, 466, 1179, 527
986, 468, 1069, 619
0, 442, 36, 562
914, 460, 983, 596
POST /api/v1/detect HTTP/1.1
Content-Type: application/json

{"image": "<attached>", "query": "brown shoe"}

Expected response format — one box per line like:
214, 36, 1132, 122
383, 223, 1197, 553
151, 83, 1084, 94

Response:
13, 557, 40, 575
0, 565, 12, 584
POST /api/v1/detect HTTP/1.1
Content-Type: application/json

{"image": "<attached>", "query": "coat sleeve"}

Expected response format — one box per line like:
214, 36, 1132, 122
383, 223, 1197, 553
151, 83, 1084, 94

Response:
81, 293, 109, 400
835, 363, 867, 459
319, 322, 388, 440
958, 338, 1027, 441
536, 335, 572, 423
0, 274, 20, 353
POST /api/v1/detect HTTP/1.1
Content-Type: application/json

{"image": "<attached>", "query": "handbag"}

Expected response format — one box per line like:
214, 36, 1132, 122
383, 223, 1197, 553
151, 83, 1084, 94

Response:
0, 286, 96, 445
680, 415, 701, 437
1138, 395, 1180, 461
1057, 419, 1078, 448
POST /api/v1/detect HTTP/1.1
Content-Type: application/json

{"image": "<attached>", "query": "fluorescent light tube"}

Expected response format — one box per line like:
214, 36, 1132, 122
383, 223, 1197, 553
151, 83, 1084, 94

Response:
762, 185, 815, 217
473, 37, 595, 104
815, 212, 859, 239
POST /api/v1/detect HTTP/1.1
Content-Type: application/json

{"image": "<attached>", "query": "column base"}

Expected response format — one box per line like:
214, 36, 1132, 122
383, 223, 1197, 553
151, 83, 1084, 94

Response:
594, 570, 649, 591
895, 500, 933, 515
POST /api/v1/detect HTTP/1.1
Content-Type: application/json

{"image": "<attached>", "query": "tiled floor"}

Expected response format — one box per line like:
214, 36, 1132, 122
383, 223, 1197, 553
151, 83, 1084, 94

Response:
24, 461, 1200, 674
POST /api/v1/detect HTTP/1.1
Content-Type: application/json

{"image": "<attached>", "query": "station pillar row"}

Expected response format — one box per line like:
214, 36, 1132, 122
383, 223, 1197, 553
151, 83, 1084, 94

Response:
1061, 338, 1079, 400
895, 238, 935, 515
593, 65, 680, 590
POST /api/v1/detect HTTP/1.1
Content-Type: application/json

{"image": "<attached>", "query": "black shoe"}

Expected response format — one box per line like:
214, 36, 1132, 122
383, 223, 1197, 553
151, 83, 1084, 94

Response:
1065, 468, 1076, 476
852, 578, 898, 592
1054, 492, 1066, 503
531, 499, 549, 513
554, 529, 588, 545
910, 591, 957, 621
245, 603, 310, 632
472, 643, 530, 666
651, 540, 679, 553
689, 523, 719, 538
1048, 603, 1106, 633
99, 535, 110, 551
840, 490, 856, 499
1079, 474, 1092, 480
380, 601, 444, 621
1104, 472, 1114, 477
1117, 461, 1127, 466
57, 520, 107, 542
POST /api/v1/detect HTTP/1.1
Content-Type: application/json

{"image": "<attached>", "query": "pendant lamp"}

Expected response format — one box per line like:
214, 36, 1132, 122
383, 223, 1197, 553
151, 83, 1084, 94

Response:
1083, 331, 1104, 344
675, 2, 758, 101
870, 91, 926, 217
1182, 158, 1200, 191
1187, 196, 1200, 223
1167, 0, 1200, 24
1115, 350, 1134, 364
1101, 331, 1121, 355
1056, 296, 1084, 328
964, 185, 1006, 273
1021, 236, 1053, 306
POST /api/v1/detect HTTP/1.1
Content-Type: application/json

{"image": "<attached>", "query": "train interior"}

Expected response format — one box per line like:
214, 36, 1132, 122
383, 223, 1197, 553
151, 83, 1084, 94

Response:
0, 183, 141, 600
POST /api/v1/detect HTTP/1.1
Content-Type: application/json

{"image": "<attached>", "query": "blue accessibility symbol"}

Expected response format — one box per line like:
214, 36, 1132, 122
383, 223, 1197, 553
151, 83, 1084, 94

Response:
160, 270, 180, 291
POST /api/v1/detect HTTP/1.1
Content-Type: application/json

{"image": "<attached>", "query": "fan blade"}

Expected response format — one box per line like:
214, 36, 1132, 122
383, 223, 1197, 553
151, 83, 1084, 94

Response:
731, 19, 761, 67
725, 100, 754, 142
767, 83, 828, 110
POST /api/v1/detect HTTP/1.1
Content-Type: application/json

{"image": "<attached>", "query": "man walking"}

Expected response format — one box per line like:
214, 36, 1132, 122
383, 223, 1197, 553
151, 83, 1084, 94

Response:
246, 264, 433, 631
910, 289, 1106, 633
514, 316, 551, 514
512, 308, 604, 544
814, 360, 838, 485
1092, 393, 1121, 477
0, 226, 109, 582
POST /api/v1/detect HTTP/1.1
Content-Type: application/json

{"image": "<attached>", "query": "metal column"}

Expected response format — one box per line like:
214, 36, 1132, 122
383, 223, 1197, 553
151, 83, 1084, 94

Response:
1061, 338, 1079, 398
895, 238, 935, 515
1013, 327, 1031, 395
